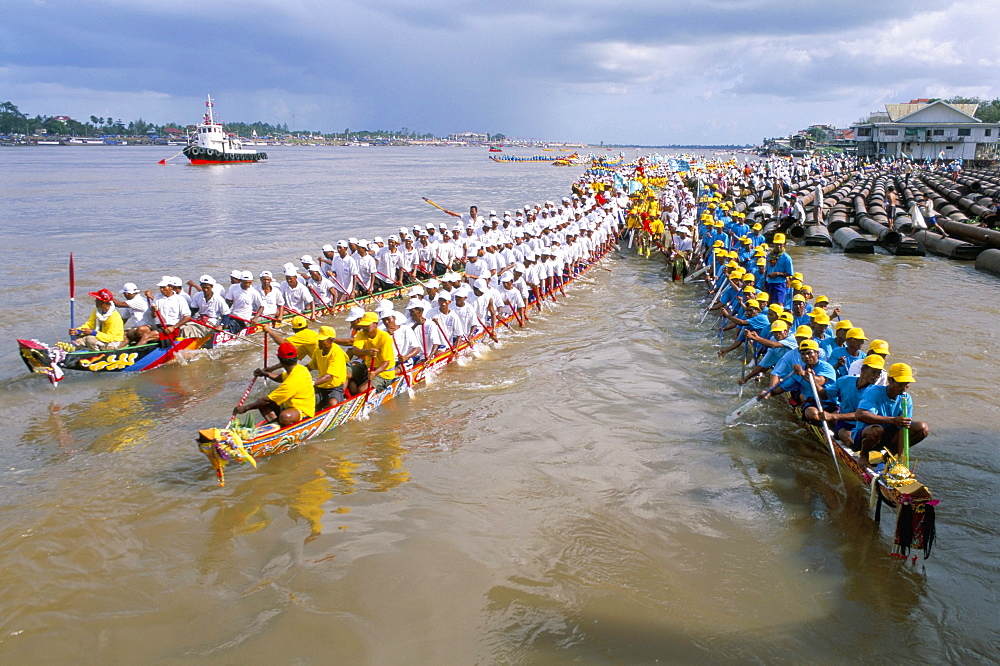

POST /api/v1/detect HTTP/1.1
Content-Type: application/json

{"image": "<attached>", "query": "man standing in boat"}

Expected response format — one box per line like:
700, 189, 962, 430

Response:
348, 312, 397, 394
765, 233, 794, 305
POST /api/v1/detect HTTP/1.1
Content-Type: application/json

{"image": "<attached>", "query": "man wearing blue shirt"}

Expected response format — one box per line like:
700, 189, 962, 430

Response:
853, 363, 930, 458
822, 355, 885, 449
774, 339, 836, 414
828, 327, 867, 377
765, 233, 794, 304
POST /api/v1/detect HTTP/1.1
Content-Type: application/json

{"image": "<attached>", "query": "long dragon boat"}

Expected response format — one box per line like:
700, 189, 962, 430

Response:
196, 249, 612, 486
15, 279, 424, 386
489, 154, 560, 163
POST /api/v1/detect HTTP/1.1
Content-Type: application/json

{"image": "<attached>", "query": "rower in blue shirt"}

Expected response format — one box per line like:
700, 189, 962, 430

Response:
827, 327, 867, 377
823, 355, 885, 450
741, 319, 796, 385
852, 363, 930, 458
760, 340, 836, 422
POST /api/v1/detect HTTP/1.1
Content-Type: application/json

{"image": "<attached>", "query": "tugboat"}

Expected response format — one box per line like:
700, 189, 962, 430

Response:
183, 95, 267, 164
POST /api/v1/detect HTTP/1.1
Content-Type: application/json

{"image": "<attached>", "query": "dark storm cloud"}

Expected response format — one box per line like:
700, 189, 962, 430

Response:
1, 0, 996, 143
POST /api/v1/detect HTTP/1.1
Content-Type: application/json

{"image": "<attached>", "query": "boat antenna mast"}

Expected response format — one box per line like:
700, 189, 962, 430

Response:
205, 94, 215, 125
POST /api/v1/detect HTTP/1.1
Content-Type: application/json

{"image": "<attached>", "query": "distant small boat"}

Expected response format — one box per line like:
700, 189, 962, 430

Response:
488, 145, 502, 152
183, 95, 267, 165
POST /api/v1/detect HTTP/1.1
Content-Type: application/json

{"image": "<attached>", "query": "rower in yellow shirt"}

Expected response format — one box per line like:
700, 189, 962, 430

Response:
349, 312, 396, 394
309, 325, 349, 407
263, 315, 319, 362
234, 342, 315, 426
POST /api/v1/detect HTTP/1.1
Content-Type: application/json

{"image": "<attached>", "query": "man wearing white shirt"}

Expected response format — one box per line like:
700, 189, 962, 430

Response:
228, 271, 264, 332
327, 241, 358, 303
183, 276, 231, 337
279, 267, 314, 315
113, 282, 155, 344
258, 271, 285, 320
140, 277, 192, 343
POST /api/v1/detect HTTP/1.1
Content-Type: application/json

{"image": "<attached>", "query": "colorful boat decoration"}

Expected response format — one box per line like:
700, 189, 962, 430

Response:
488, 145, 503, 152
197, 248, 614, 486
183, 95, 268, 165
16, 336, 213, 385
790, 400, 936, 560
552, 152, 580, 166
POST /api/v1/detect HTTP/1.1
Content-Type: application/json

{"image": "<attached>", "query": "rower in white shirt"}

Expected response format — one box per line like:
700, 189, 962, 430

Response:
278, 266, 314, 316
327, 241, 358, 303
112, 282, 155, 343
183, 275, 231, 337
257, 271, 285, 321
140, 276, 192, 344
228, 271, 264, 332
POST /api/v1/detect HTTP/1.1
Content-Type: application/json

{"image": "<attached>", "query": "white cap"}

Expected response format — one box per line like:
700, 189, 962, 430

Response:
375, 298, 394, 314
500, 272, 513, 282
406, 298, 426, 310
259, 270, 273, 278
388, 234, 399, 242
425, 223, 436, 230
489, 210, 497, 216
348, 237, 358, 245
199, 274, 214, 284
322, 244, 334, 252
283, 267, 299, 277
122, 282, 139, 293
156, 276, 172, 287
399, 226, 408, 234
408, 285, 425, 296
387, 311, 407, 325
240, 271, 253, 281
337, 240, 348, 248
454, 286, 472, 299
373, 236, 384, 244
466, 250, 478, 259
170, 276, 184, 287
473, 278, 488, 291
425, 279, 440, 289
229, 270, 242, 279
301, 255, 314, 264
345, 306, 365, 322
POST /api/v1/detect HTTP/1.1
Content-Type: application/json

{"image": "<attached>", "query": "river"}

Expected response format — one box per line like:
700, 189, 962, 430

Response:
0, 146, 997, 663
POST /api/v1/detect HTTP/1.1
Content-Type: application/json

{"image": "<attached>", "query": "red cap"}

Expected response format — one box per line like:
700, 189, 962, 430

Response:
88, 288, 114, 303
277, 342, 298, 360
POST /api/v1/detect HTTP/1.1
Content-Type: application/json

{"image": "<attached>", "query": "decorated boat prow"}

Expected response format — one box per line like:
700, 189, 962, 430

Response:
16, 336, 212, 386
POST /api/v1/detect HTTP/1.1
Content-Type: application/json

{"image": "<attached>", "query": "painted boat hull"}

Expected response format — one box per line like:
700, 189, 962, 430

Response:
16, 335, 212, 382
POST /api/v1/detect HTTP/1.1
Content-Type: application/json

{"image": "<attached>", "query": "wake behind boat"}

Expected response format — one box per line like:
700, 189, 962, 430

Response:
182, 95, 267, 165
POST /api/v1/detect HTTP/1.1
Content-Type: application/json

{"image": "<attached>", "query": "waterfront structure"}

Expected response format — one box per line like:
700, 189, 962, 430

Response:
853, 100, 1000, 161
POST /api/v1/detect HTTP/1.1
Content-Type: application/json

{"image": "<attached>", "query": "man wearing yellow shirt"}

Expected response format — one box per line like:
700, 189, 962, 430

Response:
349, 312, 396, 393
310, 325, 349, 407
263, 316, 318, 362
68, 289, 126, 351
235, 342, 315, 426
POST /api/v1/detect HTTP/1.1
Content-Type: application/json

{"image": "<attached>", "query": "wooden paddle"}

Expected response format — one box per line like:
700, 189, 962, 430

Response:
806, 371, 846, 492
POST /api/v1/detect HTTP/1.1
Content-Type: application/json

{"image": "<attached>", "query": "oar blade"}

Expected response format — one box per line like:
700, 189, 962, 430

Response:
725, 396, 760, 425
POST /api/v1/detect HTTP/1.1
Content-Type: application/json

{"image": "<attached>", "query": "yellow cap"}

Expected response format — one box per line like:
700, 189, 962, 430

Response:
888, 362, 915, 383
846, 327, 867, 340
713, 240, 724, 247
317, 325, 337, 340
793, 272, 803, 280
768, 303, 784, 313
743, 285, 756, 294
815, 295, 829, 305
357, 312, 379, 326
779, 312, 793, 323
794, 325, 813, 338
771, 320, 789, 333
799, 339, 819, 351
741, 237, 752, 244
790, 279, 803, 289
792, 294, 806, 303
772, 233, 786, 244
746, 299, 760, 309
291, 315, 308, 330
869, 339, 890, 355
752, 223, 762, 230
755, 292, 769, 302
813, 313, 831, 326
862, 355, 885, 370
741, 274, 755, 282
835, 319, 853, 331
726, 261, 738, 269
756, 258, 766, 266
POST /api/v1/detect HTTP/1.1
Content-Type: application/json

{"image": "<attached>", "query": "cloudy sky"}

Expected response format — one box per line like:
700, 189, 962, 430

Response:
2, 0, 997, 144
